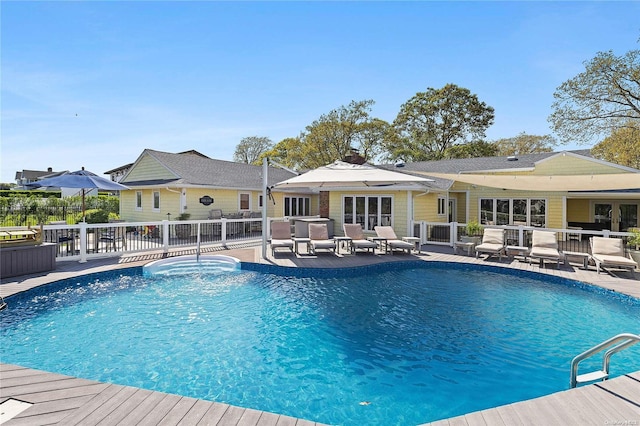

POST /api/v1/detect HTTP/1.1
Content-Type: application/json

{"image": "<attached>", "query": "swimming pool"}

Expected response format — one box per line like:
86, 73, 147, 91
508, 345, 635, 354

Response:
2, 261, 639, 425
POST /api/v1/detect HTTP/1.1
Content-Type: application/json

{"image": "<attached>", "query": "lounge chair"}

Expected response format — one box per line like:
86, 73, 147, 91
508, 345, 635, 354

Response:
270, 221, 294, 256
308, 223, 336, 255
590, 237, 637, 275
343, 224, 377, 254
529, 230, 563, 269
373, 226, 414, 254
475, 228, 505, 261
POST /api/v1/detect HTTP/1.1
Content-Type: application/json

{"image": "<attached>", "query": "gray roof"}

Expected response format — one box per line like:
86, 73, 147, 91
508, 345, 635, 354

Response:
376, 150, 599, 191
383, 149, 593, 174
124, 149, 296, 189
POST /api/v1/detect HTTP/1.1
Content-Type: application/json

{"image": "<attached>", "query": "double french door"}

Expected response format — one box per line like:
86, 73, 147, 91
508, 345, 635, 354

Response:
593, 201, 638, 232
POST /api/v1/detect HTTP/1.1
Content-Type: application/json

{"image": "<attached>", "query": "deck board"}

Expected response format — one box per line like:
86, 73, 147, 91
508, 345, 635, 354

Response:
1, 243, 639, 425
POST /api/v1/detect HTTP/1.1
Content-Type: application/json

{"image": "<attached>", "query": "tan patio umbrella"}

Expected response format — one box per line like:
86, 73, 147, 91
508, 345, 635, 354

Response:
272, 161, 434, 189
414, 172, 640, 192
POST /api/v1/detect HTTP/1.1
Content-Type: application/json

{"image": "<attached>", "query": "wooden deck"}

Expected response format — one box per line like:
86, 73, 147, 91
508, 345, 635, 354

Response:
1, 242, 639, 425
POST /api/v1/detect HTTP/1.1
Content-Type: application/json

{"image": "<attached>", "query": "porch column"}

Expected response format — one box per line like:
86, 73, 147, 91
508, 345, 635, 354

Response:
319, 191, 330, 218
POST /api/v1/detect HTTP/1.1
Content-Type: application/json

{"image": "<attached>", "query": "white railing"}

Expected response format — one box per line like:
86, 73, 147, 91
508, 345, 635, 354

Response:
38, 218, 265, 262
411, 221, 634, 255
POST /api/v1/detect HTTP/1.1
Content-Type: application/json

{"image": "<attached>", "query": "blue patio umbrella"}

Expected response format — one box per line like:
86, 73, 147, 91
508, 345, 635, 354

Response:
26, 167, 130, 222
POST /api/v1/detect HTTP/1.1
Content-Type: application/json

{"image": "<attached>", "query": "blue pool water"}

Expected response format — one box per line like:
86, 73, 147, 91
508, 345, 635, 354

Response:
1, 262, 640, 425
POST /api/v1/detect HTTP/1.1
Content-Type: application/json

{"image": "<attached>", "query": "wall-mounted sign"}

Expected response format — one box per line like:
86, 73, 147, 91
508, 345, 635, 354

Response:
199, 195, 214, 206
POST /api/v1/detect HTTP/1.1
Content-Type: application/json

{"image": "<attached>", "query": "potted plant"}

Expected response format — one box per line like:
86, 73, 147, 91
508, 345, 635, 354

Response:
627, 228, 640, 265
175, 213, 192, 239
461, 220, 483, 245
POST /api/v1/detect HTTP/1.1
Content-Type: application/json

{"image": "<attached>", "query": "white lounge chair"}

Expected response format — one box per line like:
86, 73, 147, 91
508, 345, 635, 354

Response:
308, 223, 336, 255
270, 221, 294, 256
373, 226, 414, 254
529, 230, 563, 269
590, 237, 637, 275
475, 228, 505, 261
343, 224, 377, 254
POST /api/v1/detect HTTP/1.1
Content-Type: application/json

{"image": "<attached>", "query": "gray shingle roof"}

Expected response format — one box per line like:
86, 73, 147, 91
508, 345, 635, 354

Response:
126, 149, 296, 189
385, 150, 593, 174
377, 150, 596, 190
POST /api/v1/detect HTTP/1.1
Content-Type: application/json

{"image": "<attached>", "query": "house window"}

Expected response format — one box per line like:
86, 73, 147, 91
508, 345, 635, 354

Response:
437, 197, 446, 216
530, 199, 546, 227
136, 191, 142, 211
239, 193, 250, 211
513, 199, 527, 224
152, 191, 160, 211
259, 195, 263, 209
480, 199, 493, 224
343, 195, 393, 231
496, 199, 510, 225
284, 196, 310, 216
479, 198, 547, 227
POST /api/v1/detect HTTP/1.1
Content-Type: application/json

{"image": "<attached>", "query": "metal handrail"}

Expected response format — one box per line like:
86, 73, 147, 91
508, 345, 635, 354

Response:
570, 333, 640, 388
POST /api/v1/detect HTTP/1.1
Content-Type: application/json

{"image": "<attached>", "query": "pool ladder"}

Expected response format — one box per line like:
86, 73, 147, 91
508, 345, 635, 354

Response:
570, 333, 640, 388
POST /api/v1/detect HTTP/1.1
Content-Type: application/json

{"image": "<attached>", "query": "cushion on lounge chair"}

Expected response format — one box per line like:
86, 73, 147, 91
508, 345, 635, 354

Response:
591, 237, 637, 274
309, 223, 336, 254
592, 237, 624, 256
343, 224, 377, 253
270, 222, 294, 255
529, 230, 562, 268
475, 228, 505, 260
374, 226, 414, 254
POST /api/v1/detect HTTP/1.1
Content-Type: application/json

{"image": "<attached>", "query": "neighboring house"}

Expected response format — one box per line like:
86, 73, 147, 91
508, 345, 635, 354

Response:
118, 149, 303, 221
381, 150, 640, 233
14, 168, 67, 189
104, 163, 133, 183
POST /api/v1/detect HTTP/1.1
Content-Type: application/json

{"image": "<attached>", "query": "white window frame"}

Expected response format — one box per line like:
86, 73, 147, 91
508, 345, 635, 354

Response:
152, 191, 161, 212
135, 191, 143, 211
478, 198, 547, 227
239, 193, 251, 211
342, 195, 393, 232
437, 197, 446, 216
283, 196, 311, 217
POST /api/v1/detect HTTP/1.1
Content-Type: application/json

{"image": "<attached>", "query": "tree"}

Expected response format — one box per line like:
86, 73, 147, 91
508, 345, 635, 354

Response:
389, 84, 495, 161
258, 137, 306, 170
492, 133, 558, 156
444, 140, 498, 159
549, 49, 640, 145
233, 136, 274, 165
591, 122, 640, 169
297, 100, 387, 169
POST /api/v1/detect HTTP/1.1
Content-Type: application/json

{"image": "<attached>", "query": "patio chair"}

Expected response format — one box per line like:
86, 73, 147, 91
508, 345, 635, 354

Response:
99, 220, 128, 251
270, 221, 294, 256
308, 223, 336, 255
208, 209, 223, 220
343, 223, 377, 254
529, 230, 562, 269
373, 226, 414, 254
475, 228, 506, 261
590, 237, 637, 275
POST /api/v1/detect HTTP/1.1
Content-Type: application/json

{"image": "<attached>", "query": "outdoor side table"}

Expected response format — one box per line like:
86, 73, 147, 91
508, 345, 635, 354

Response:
369, 237, 388, 254
334, 236, 353, 255
402, 236, 421, 254
293, 237, 311, 255
454, 241, 476, 256
506, 245, 529, 261
563, 251, 590, 269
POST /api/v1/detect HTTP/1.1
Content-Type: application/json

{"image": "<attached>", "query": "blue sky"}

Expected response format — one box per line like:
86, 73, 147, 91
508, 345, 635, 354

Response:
2, 1, 639, 183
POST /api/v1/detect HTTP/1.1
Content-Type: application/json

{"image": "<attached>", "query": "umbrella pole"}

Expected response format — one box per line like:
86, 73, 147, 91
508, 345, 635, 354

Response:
82, 189, 86, 222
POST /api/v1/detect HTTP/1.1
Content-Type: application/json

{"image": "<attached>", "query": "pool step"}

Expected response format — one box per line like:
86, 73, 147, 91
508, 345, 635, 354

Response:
570, 333, 640, 388
576, 370, 608, 384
